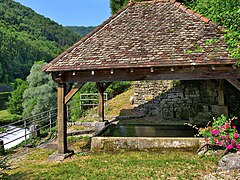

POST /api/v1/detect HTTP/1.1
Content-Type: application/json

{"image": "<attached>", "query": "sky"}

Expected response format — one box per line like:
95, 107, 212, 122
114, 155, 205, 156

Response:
14, 0, 111, 26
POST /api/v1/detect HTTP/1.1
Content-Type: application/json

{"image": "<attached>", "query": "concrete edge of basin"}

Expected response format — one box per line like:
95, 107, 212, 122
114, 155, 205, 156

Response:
91, 137, 205, 152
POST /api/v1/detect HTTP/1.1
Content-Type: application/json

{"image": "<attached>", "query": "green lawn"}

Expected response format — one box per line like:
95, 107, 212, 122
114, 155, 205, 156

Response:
0, 110, 20, 125
3, 147, 220, 179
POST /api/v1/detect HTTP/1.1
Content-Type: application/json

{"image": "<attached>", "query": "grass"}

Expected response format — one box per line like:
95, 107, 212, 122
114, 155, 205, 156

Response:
3, 146, 220, 179
67, 125, 85, 132
0, 110, 20, 125
105, 88, 135, 116
79, 88, 136, 122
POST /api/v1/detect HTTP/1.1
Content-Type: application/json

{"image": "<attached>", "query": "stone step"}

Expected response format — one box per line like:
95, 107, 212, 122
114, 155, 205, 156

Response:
67, 129, 95, 136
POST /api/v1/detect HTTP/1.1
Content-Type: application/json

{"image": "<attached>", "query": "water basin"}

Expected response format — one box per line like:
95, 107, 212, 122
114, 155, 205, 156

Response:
92, 124, 203, 152
99, 124, 198, 137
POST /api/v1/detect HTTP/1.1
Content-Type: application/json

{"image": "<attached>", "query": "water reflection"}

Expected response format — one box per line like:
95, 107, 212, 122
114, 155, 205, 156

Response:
100, 125, 197, 137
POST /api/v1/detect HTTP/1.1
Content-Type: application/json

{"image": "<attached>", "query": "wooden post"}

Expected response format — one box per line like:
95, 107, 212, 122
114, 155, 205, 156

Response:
217, 80, 224, 106
98, 90, 104, 122
58, 83, 67, 154
96, 82, 112, 122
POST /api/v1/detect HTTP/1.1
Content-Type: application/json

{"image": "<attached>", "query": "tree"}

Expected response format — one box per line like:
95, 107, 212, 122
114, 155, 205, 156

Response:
110, 0, 129, 14
0, 0, 80, 83
22, 61, 57, 117
7, 78, 27, 115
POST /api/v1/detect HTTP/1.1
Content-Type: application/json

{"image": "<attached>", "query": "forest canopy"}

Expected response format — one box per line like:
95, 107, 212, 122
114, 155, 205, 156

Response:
0, 0, 80, 82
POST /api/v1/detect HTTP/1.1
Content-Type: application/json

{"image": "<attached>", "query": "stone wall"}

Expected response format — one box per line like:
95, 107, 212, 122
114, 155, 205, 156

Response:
134, 80, 238, 125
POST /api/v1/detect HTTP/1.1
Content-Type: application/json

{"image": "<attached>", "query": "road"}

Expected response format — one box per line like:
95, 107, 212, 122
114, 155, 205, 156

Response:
0, 126, 29, 149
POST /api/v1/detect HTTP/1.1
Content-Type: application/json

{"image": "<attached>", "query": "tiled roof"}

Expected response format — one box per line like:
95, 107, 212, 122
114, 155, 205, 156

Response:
43, 0, 236, 72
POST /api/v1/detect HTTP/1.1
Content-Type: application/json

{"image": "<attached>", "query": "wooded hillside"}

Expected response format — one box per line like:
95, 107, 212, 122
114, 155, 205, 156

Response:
0, 0, 81, 82
66, 26, 95, 37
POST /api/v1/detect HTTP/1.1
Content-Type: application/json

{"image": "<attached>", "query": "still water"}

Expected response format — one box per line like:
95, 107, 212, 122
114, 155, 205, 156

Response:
99, 125, 198, 137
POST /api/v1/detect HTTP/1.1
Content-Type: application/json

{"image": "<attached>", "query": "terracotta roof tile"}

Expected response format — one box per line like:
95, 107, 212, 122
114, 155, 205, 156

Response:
43, 0, 236, 72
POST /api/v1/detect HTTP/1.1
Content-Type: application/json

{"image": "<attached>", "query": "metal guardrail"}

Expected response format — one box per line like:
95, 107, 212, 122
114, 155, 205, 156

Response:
0, 107, 58, 149
0, 93, 108, 149
80, 93, 108, 110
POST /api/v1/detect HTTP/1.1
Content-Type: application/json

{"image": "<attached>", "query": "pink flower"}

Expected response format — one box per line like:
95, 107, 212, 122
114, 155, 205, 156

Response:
225, 122, 230, 129
236, 144, 240, 150
218, 141, 223, 146
221, 136, 225, 140
227, 144, 233, 149
233, 125, 236, 129
211, 129, 220, 135
234, 133, 239, 139
232, 139, 236, 144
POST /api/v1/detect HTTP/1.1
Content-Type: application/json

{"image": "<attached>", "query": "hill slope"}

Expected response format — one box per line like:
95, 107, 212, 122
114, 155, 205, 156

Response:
66, 26, 95, 36
0, 0, 81, 82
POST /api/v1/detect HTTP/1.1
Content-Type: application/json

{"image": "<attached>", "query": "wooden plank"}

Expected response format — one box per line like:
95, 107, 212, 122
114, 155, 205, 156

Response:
57, 83, 67, 154
227, 79, 240, 91
64, 83, 85, 104
52, 66, 240, 83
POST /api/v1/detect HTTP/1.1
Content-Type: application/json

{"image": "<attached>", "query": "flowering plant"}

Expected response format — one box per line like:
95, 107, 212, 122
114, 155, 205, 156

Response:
197, 115, 240, 151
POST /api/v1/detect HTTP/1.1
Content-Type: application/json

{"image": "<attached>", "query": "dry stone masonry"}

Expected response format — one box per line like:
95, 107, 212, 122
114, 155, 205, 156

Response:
134, 80, 239, 125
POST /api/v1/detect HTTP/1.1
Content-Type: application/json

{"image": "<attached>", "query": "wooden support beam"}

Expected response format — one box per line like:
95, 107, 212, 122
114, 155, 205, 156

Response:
57, 83, 68, 154
226, 79, 240, 91
52, 65, 240, 83
96, 82, 112, 122
217, 80, 224, 106
66, 83, 73, 94
65, 83, 85, 104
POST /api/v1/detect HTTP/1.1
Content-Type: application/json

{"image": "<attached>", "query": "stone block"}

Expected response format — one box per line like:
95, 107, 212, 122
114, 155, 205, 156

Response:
95, 122, 107, 133
176, 92, 184, 98
29, 124, 40, 138
175, 107, 189, 120
163, 108, 174, 119
217, 153, 240, 171
91, 137, 204, 152
210, 105, 228, 116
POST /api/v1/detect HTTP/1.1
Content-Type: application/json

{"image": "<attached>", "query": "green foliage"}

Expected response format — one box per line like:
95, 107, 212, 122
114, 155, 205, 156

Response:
106, 81, 132, 99
110, 0, 129, 14
224, 30, 240, 62
0, 92, 11, 110
7, 79, 27, 115
66, 26, 95, 36
0, 110, 21, 125
0, 0, 80, 83
22, 61, 57, 117
69, 82, 132, 121
110, 0, 149, 14
192, 0, 240, 31
0, 157, 7, 179
0, 126, 6, 133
